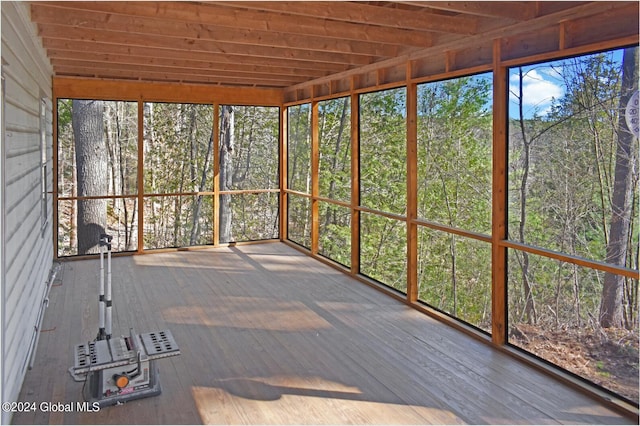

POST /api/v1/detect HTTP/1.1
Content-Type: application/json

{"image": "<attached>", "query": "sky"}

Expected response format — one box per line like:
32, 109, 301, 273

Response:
508, 48, 625, 119
509, 65, 564, 118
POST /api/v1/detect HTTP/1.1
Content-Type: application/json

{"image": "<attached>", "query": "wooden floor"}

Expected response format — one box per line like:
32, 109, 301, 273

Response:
12, 243, 634, 425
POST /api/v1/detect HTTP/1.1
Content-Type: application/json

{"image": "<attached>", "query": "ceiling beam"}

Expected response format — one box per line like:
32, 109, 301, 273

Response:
52, 59, 307, 85
223, 1, 479, 34
53, 76, 284, 103
285, 0, 635, 93
31, 4, 410, 58
54, 66, 298, 87
396, 1, 536, 20
47, 50, 331, 79
37, 24, 377, 66
31, 1, 433, 47
41, 38, 350, 73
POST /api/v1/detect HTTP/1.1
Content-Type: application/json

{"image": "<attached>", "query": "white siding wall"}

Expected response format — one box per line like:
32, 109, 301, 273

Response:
1, 2, 53, 423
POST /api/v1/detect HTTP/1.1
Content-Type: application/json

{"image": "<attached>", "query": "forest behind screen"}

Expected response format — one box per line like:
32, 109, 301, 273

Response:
57, 46, 638, 404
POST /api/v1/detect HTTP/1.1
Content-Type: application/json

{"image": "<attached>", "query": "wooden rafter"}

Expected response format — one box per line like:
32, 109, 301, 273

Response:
221, 1, 479, 34
396, 1, 536, 20
29, 1, 638, 89
42, 39, 349, 72
31, 1, 434, 46
30, 5, 410, 58
37, 26, 377, 65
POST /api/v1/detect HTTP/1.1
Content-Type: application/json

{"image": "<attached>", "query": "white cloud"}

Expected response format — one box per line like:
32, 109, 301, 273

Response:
509, 68, 564, 116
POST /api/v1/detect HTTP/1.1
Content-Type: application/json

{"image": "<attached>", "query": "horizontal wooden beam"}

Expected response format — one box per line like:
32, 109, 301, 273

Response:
52, 60, 308, 86
501, 240, 640, 280
53, 77, 284, 105
42, 38, 349, 73
32, 1, 433, 47
48, 50, 330, 79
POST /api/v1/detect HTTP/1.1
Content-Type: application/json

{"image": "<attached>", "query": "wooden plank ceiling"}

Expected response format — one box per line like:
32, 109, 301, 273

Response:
28, 1, 633, 89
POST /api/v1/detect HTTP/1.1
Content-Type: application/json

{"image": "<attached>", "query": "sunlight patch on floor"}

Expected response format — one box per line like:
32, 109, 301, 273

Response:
192, 375, 463, 425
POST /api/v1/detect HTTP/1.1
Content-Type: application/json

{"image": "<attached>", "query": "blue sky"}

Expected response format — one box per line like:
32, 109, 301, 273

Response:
508, 49, 625, 119
509, 65, 564, 118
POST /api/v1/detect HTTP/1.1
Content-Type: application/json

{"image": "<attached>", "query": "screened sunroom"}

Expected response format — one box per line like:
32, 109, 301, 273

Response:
2, 1, 639, 424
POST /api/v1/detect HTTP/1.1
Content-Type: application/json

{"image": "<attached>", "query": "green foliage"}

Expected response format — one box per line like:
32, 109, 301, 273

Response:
415, 74, 493, 330
288, 104, 312, 193
318, 202, 351, 267
57, 99, 72, 131
417, 75, 492, 233
508, 48, 639, 331
360, 213, 407, 293
356, 88, 408, 292
230, 106, 280, 190
287, 194, 311, 248
223, 106, 280, 243
319, 97, 351, 202
59, 101, 280, 253
418, 228, 492, 330
316, 97, 352, 267
507, 48, 639, 403
143, 103, 213, 195
360, 88, 407, 215
142, 103, 214, 248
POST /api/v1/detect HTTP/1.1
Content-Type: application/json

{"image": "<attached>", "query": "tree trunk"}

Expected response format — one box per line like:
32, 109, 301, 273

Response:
72, 100, 107, 254
515, 68, 537, 325
190, 130, 214, 245
600, 47, 638, 328
324, 98, 348, 228
219, 105, 234, 243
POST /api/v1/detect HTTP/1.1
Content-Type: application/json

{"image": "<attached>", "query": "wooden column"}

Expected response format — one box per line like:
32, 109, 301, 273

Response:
280, 106, 288, 242
406, 81, 418, 302
311, 101, 320, 254
491, 39, 508, 345
350, 92, 360, 276
213, 103, 220, 246
137, 100, 144, 254
52, 95, 59, 258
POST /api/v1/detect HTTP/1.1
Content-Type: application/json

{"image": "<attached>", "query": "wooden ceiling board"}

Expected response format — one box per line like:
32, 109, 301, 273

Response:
28, 1, 639, 90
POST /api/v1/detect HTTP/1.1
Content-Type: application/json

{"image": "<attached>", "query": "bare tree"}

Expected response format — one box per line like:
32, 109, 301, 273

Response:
513, 67, 538, 325
190, 129, 214, 245
219, 105, 234, 243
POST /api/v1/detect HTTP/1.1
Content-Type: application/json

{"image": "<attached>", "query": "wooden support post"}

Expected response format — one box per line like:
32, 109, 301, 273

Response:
137, 100, 144, 254
350, 93, 360, 276
280, 106, 288, 242
492, 39, 508, 345
406, 81, 418, 302
311, 101, 320, 254
52, 95, 59, 259
213, 103, 220, 246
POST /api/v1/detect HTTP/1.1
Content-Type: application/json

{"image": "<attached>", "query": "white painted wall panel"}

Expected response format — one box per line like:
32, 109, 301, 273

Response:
1, 2, 54, 423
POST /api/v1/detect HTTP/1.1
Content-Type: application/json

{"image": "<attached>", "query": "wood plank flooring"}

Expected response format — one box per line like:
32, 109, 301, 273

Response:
11, 243, 635, 424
